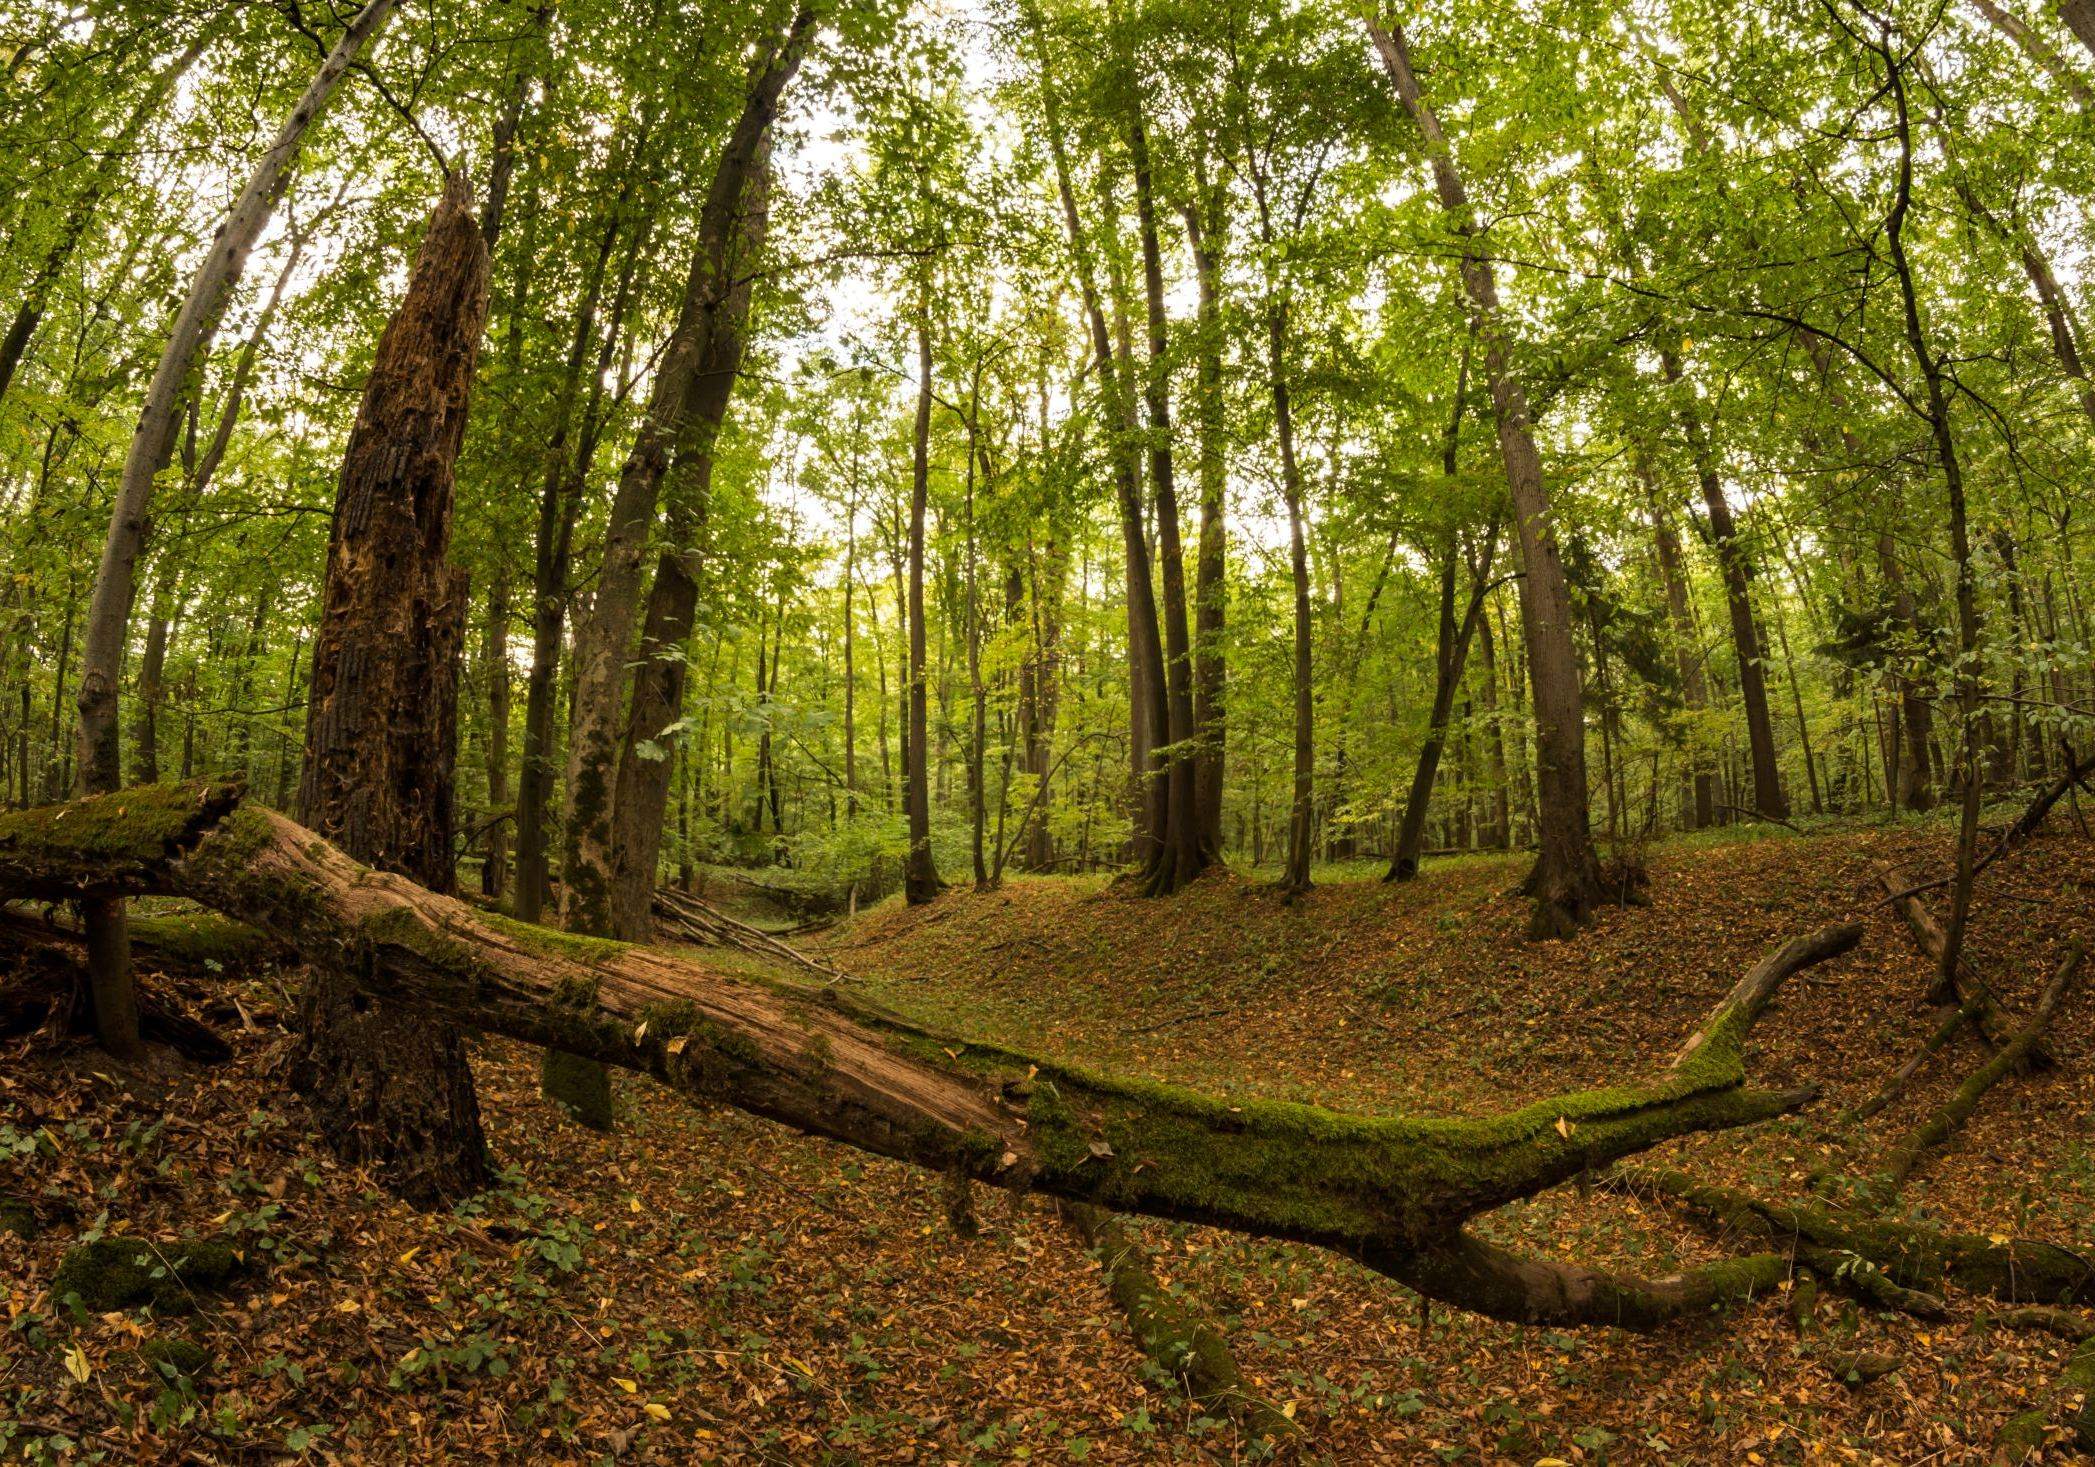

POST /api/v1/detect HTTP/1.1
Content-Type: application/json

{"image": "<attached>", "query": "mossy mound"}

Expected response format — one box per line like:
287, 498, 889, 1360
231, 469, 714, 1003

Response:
0, 1193, 37, 1240
139, 1335, 213, 1380
52, 1235, 246, 1312
540, 1049, 615, 1131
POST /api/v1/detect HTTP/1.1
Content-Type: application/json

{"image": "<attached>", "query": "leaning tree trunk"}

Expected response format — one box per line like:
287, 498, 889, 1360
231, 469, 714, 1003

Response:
1367, 16, 1604, 938
1639, 453, 1717, 829
288, 176, 492, 1209
69, 0, 401, 1061
2, 778, 1861, 1331
562, 7, 818, 934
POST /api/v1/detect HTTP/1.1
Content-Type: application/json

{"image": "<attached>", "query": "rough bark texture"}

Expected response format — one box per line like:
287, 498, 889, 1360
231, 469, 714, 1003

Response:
561, 8, 818, 935
288, 177, 492, 1208
1, 781, 1858, 1328
1367, 17, 1605, 938
68, 0, 400, 1060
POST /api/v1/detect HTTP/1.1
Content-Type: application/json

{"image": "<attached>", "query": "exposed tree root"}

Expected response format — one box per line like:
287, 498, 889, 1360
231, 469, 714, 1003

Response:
1059, 1202, 1299, 1446
1619, 1167, 2095, 1307
0, 781, 1868, 1329
1872, 946, 2080, 1201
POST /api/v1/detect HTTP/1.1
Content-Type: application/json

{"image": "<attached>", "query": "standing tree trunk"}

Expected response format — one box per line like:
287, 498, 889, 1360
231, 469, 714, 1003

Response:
287, 176, 492, 1208
561, 8, 817, 935
1639, 453, 1716, 829
513, 185, 648, 924
1126, 62, 1204, 897
1269, 294, 1315, 897
1663, 347, 1786, 819
482, 578, 512, 899
1181, 174, 1229, 858
1367, 16, 1605, 937
601, 136, 771, 942
1029, 9, 1169, 870
70, 0, 400, 1060
903, 306, 943, 905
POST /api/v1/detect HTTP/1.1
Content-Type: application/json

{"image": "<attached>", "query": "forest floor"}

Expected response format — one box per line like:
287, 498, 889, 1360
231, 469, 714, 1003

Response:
4, 811, 2095, 1463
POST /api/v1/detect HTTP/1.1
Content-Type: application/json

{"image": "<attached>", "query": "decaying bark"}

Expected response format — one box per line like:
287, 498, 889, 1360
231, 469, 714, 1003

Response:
1, 781, 1859, 1328
289, 177, 492, 1207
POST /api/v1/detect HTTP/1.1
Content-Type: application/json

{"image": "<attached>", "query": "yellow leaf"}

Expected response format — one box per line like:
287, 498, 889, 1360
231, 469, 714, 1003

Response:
634, 1021, 650, 1041
613, 1377, 639, 1393
629, 1196, 642, 1213
397, 1247, 419, 1266
1280, 1400, 1297, 1420
644, 1402, 671, 1422
63, 1341, 91, 1383
666, 1036, 689, 1056
1553, 1116, 1575, 1139
334, 1297, 361, 1313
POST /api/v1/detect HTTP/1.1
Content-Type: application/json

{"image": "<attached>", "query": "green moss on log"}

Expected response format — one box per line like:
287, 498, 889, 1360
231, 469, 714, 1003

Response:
128, 912, 273, 968
52, 1235, 246, 1313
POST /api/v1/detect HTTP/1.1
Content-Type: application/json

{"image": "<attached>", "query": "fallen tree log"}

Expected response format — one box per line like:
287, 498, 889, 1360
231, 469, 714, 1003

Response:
0, 781, 1860, 1328
1875, 863, 2044, 1063
1059, 1202, 1299, 1443
652, 885, 844, 982
1620, 1167, 2095, 1306
1872, 945, 2081, 1200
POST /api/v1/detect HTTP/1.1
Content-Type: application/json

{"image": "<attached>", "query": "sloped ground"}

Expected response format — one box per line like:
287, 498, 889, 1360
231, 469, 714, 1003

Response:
3, 815, 2093, 1463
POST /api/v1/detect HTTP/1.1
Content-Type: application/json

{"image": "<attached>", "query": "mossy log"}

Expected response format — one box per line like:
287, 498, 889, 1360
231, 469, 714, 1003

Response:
0, 781, 1862, 1328
1873, 945, 2080, 1200
1060, 1201, 1299, 1444
1623, 1167, 2095, 1307
1992, 1323, 2095, 1463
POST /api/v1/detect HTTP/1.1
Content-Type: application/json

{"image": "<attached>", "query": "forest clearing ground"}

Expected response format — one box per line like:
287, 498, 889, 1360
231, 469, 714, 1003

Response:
4, 815, 2095, 1463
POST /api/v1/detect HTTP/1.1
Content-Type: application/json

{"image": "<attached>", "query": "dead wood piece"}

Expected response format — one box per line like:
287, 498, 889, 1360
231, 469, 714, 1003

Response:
1837, 997, 1978, 1129
1873, 945, 2081, 1200
1060, 1202, 1299, 1443
1622, 1167, 2094, 1308
0, 781, 1867, 1330
1875, 863, 2045, 1062
652, 885, 846, 982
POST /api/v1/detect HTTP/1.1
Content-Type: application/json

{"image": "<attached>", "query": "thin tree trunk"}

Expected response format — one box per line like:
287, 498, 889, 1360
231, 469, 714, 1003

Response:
71, 0, 399, 1061
1367, 16, 1604, 936
1180, 172, 1229, 859
1640, 454, 1716, 828
1126, 70, 1203, 896
903, 305, 942, 904
561, 9, 817, 934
